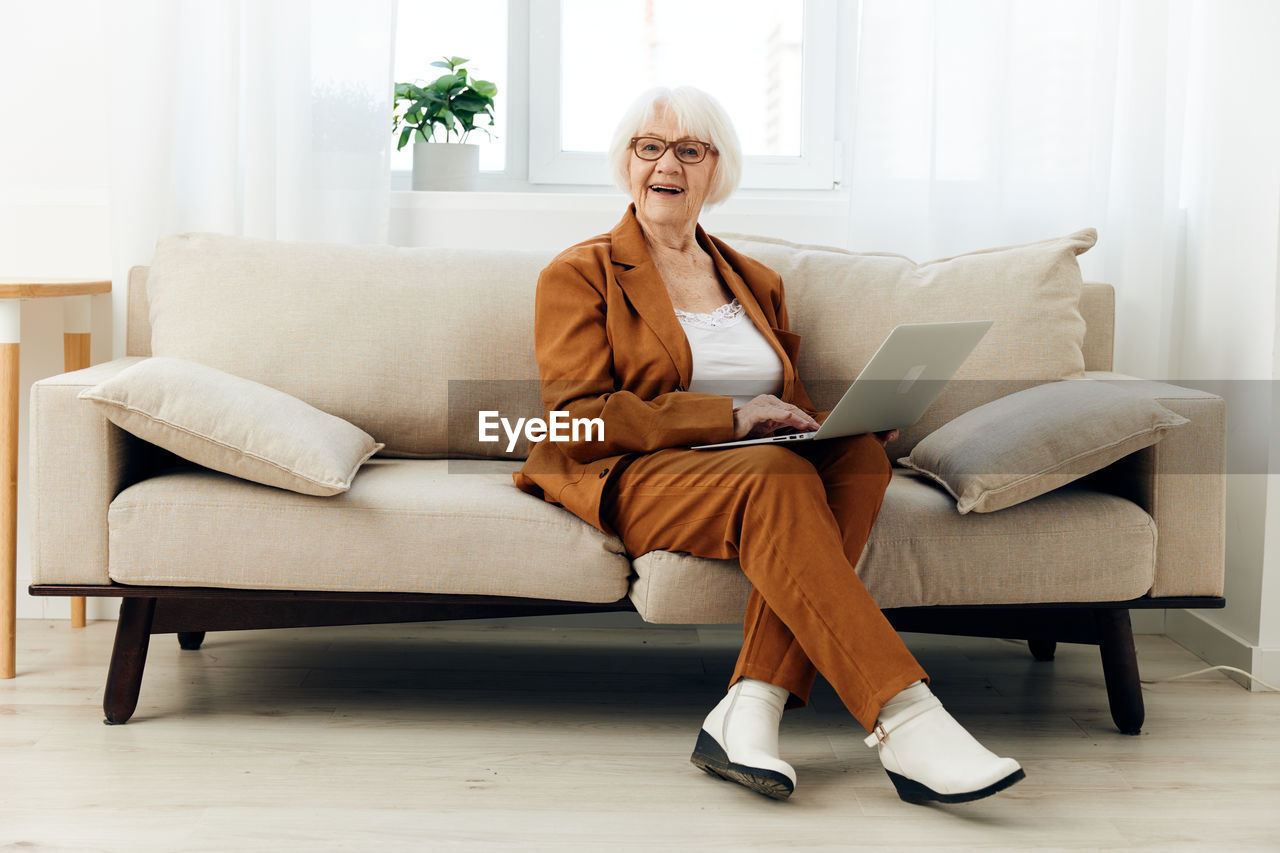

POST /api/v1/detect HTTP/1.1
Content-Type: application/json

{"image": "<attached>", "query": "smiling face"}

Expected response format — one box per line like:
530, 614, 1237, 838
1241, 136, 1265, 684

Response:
627, 108, 717, 239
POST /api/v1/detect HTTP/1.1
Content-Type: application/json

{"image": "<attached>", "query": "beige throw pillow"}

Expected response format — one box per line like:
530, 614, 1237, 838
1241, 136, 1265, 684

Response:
897, 379, 1189, 514
79, 357, 384, 496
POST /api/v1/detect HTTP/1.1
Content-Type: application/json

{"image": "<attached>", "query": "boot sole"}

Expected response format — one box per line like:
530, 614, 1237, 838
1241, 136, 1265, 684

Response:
690, 729, 795, 800
886, 767, 1026, 804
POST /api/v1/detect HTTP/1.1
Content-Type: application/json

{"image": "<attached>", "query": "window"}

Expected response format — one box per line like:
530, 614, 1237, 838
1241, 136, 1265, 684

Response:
529, 0, 837, 188
392, 0, 838, 191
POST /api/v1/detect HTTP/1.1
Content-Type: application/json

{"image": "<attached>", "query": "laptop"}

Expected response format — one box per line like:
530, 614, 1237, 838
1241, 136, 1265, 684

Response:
692, 320, 993, 451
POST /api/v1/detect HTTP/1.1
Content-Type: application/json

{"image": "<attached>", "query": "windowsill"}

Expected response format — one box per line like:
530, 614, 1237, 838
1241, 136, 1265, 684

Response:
388, 176, 853, 248
390, 187, 851, 216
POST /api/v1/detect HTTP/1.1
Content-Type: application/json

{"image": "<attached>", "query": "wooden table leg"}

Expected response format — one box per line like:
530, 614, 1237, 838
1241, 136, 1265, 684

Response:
1, 301, 19, 678
63, 295, 91, 629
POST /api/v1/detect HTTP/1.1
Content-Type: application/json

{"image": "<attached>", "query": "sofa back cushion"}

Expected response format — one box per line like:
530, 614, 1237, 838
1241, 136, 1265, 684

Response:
139, 228, 1102, 459
146, 233, 553, 458
722, 229, 1097, 452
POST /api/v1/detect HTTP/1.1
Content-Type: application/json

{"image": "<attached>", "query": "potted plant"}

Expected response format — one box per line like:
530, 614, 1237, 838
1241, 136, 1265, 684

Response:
393, 56, 498, 191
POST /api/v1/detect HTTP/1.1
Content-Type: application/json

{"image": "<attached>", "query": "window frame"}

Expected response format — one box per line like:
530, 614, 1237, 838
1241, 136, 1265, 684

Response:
391, 0, 840, 193
526, 0, 838, 189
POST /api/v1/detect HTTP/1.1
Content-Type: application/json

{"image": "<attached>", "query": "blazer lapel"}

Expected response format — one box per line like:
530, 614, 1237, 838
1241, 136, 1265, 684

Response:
610, 206, 693, 389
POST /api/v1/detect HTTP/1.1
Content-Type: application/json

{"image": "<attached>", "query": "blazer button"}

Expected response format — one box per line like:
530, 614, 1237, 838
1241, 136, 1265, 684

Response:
598, 467, 610, 478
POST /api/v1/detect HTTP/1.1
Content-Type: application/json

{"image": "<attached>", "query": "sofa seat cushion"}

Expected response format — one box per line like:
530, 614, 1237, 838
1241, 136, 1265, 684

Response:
628, 470, 1157, 623
108, 458, 630, 602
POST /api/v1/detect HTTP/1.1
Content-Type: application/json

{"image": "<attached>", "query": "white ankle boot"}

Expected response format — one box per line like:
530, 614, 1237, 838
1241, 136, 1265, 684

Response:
690, 678, 796, 800
865, 681, 1024, 804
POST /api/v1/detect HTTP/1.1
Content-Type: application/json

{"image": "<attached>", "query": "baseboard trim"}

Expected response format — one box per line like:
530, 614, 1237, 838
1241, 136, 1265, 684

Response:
16, 594, 120, 621
1129, 609, 1166, 634
1256, 645, 1280, 692
1164, 608, 1278, 691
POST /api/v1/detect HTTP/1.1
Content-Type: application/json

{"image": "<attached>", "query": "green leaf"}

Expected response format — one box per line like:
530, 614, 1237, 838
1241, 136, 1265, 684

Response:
451, 94, 487, 112
448, 56, 468, 67
471, 79, 497, 97
431, 74, 461, 93
430, 60, 452, 69
397, 125, 413, 151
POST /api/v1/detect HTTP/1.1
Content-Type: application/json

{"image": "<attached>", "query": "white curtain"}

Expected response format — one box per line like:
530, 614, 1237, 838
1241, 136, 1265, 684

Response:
843, 0, 1280, 382
106, 0, 395, 356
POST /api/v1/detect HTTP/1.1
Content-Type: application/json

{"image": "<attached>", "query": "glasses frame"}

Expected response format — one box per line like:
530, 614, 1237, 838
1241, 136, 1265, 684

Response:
629, 136, 718, 165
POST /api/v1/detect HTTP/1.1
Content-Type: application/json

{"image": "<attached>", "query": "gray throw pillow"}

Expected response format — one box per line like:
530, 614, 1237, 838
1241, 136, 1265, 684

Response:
897, 379, 1189, 513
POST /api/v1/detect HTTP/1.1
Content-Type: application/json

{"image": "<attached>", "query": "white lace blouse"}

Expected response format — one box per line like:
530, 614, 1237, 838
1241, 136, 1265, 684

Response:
674, 298, 785, 408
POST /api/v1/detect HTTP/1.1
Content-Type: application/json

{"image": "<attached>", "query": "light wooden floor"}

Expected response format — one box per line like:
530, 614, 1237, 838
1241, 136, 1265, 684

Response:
2, 617, 1277, 852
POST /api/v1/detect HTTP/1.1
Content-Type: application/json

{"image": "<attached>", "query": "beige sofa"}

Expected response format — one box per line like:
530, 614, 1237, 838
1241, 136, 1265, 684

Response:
27, 229, 1226, 732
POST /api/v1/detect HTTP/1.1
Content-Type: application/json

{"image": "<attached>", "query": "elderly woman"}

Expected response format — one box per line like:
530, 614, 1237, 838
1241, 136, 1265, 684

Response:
513, 86, 1023, 804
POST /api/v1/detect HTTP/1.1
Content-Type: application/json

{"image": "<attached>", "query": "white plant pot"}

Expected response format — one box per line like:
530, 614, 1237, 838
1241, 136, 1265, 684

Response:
412, 142, 480, 191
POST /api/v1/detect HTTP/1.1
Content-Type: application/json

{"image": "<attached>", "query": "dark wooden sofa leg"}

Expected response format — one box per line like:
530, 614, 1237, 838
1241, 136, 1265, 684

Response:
1095, 608, 1144, 735
177, 631, 206, 651
103, 597, 157, 725
1028, 639, 1057, 661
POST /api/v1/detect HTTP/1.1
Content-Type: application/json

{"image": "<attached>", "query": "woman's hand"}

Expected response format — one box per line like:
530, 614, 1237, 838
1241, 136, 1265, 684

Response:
732, 395, 822, 440
731, 396, 899, 445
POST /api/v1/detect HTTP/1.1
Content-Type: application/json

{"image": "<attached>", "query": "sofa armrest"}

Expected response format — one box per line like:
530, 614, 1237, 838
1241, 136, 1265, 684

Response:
29, 357, 178, 585
1081, 371, 1226, 598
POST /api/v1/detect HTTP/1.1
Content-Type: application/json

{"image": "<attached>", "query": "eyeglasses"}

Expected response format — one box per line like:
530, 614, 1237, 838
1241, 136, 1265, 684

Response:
629, 136, 717, 164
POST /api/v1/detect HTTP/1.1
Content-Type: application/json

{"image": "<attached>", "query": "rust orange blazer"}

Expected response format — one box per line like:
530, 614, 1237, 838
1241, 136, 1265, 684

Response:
513, 205, 821, 536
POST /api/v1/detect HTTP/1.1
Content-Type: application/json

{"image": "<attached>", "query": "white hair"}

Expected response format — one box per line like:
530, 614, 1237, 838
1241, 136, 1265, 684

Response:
607, 86, 743, 209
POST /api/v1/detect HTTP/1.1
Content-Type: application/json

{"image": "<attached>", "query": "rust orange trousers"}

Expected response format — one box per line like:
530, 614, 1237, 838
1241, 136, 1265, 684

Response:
601, 433, 928, 731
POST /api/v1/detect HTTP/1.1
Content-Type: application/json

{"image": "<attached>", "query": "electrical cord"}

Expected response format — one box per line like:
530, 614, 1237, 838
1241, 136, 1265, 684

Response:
1139, 665, 1279, 692
994, 638, 1279, 691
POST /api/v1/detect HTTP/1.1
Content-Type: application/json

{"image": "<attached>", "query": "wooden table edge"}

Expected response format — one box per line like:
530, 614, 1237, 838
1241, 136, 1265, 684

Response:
0, 281, 112, 299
